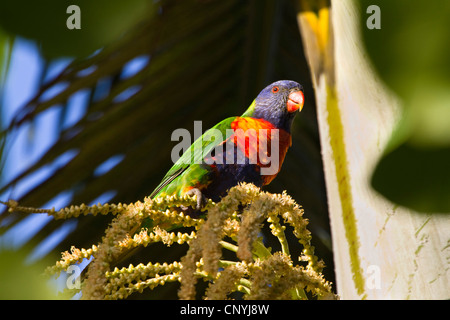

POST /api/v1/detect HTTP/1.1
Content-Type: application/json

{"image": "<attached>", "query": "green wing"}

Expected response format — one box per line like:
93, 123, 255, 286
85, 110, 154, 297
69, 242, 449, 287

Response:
149, 117, 236, 198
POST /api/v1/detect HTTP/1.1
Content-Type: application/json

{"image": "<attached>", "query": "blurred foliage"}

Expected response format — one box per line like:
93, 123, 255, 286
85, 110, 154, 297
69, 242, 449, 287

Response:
0, 0, 150, 59
0, 29, 12, 85
359, 0, 450, 212
0, 0, 332, 298
0, 248, 59, 299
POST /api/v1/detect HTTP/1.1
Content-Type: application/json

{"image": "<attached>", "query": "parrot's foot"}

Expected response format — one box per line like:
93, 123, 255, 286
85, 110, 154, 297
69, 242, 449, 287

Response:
182, 188, 207, 211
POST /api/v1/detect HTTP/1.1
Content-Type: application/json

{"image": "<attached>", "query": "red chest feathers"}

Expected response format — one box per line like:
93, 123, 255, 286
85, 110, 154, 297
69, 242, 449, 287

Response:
230, 117, 292, 185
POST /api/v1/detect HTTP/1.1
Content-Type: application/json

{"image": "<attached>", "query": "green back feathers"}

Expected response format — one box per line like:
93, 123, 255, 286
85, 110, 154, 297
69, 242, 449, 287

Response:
149, 117, 236, 198
149, 99, 257, 199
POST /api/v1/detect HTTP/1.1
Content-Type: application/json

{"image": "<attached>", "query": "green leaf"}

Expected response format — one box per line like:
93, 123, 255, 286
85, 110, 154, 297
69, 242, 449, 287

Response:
359, 0, 450, 212
371, 143, 450, 213
0, 0, 152, 59
0, 249, 60, 299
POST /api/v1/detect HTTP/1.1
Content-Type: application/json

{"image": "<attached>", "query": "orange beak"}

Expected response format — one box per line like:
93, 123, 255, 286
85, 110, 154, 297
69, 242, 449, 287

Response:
287, 91, 304, 113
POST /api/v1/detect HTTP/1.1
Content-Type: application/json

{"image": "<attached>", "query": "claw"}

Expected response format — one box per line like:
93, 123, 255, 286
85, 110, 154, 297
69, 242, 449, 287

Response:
183, 188, 206, 211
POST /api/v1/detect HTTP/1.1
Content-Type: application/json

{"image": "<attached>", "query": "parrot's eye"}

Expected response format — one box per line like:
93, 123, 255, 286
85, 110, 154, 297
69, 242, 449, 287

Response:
272, 86, 279, 93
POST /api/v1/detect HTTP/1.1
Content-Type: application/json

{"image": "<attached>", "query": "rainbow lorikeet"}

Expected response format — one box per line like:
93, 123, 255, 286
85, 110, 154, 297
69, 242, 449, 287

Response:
149, 80, 304, 211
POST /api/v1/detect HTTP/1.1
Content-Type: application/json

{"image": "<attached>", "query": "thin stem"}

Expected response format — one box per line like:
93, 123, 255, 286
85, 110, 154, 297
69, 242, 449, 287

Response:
290, 287, 308, 300
218, 260, 238, 267
219, 240, 239, 253
237, 279, 251, 295
277, 229, 290, 257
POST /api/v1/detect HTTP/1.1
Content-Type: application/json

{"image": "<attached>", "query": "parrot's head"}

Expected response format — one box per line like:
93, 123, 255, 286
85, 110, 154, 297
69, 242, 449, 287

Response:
250, 80, 304, 132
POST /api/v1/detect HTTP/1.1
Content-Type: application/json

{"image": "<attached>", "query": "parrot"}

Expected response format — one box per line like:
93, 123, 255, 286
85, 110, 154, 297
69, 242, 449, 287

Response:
149, 80, 304, 213
112, 80, 305, 267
